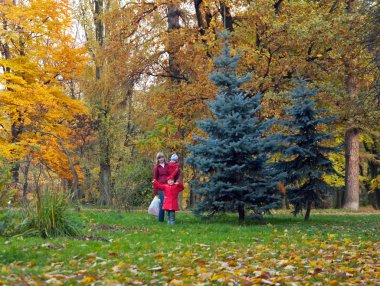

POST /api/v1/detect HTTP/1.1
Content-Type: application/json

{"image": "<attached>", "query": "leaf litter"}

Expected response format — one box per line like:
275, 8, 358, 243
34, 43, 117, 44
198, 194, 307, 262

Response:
0, 216, 379, 285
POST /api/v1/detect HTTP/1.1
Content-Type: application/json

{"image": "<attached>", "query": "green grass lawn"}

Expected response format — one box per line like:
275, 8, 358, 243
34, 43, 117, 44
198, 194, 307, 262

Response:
0, 209, 379, 285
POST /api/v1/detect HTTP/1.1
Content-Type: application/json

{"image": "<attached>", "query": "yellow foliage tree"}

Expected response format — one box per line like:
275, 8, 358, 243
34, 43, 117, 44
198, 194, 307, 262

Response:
0, 0, 89, 197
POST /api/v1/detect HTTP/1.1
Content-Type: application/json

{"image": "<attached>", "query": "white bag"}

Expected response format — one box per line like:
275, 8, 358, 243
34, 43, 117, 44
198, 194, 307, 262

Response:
148, 196, 160, 216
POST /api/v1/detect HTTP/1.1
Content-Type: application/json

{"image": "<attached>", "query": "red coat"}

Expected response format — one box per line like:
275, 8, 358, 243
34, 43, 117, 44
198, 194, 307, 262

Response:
167, 162, 180, 181
153, 163, 169, 195
153, 180, 184, 211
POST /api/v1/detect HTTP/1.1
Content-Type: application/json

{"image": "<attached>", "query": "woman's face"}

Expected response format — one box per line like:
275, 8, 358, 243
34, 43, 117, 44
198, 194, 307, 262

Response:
158, 156, 165, 164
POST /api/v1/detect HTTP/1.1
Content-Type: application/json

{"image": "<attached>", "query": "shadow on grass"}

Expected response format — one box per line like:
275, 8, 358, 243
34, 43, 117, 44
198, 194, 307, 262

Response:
175, 211, 378, 228
68, 208, 379, 232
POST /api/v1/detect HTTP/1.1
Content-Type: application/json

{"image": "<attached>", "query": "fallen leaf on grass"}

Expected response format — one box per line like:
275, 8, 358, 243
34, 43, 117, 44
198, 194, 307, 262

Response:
46, 278, 63, 285
149, 266, 162, 271
169, 278, 184, 285
81, 275, 98, 284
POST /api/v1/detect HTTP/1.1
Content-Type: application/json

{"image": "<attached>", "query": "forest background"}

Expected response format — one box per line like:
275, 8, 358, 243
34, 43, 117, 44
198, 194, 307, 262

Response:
0, 0, 379, 213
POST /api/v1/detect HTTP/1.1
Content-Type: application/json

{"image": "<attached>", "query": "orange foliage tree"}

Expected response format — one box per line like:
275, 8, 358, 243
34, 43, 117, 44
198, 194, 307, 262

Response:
0, 0, 89, 198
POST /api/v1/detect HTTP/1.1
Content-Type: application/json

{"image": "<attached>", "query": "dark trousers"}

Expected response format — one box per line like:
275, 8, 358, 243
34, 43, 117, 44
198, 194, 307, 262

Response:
158, 190, 165, 222
167, 210, 175, 224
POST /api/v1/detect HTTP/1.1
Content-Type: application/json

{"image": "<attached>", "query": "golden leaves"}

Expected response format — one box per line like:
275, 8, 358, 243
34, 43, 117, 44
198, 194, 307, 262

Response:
0, 0, 89, 182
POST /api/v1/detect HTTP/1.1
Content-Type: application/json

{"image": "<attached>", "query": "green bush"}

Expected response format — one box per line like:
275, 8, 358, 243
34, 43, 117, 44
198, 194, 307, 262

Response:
0, 211, 23, 237
20, 190, 80, 238
113, 159, 153, 210
0, 158, 14, 207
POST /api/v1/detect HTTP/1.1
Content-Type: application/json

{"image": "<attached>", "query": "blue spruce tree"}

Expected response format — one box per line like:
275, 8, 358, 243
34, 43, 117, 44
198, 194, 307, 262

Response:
186, 33, 283, 221
280, 80, 338, 220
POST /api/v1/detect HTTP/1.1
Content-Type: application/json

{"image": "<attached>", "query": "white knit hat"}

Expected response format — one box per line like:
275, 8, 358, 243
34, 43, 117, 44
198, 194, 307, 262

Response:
170, 153, 179, 162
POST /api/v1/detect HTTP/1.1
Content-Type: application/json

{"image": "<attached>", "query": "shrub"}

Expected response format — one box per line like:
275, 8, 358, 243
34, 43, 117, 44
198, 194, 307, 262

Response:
20, 190, 80, 238
0, 211, 23, 237
113, 159, 153, 210
0, 158, 15, 207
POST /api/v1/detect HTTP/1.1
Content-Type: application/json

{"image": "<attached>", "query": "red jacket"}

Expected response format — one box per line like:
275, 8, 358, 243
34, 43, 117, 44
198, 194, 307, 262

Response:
167, 162, 180, 181
153, 180, 184, 211
153, 163, 169, 195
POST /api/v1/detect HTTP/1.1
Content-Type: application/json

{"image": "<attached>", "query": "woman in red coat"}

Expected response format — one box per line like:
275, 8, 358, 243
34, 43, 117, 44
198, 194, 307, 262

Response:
153, 152, 169, 222
153, 179, 184, 224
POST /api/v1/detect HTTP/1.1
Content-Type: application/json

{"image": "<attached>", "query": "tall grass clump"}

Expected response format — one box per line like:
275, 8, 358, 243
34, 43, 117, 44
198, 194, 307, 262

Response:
21, 190, 80, 238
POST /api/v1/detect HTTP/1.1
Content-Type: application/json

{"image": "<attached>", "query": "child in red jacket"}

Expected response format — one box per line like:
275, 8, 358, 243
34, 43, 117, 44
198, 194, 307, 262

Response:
153, 178, 184, 224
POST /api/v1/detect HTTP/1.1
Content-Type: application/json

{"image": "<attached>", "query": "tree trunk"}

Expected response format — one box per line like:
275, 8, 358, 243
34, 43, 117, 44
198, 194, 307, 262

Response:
346, 0, 355, 13
281, 195, 287, 209
22, 157, 31, 199
343, 128, 360, 210
98, 112, 112, 205
94, 0, 103, 81
363, 138, 380, 209
57, 136, 79, 201
304, 200, 312, 220
278, 181, 287, 209
123, 84, 135, 155
11, 163, 20, 184
93, 0, 112, 206
194, 0, 212, 35
238, 205, 245, 222
274, 0, 284, 15
334, 187, 345, 208
10, 114, 23, 184
220, 2, 234, 31
94, 0, 104, 46
1, 40, 11, 73
374, 190, 380, 210
342, 29, 360, 209
167, 3, 181, 82
99, 161, 111, 205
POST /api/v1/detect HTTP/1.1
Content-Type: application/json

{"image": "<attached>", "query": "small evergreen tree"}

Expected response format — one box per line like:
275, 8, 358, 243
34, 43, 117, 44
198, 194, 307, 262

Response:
186, 33, 283, 221
280, 80, 338, 220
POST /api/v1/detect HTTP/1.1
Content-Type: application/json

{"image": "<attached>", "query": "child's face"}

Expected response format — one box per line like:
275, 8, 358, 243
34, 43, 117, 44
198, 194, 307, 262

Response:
168, 179, 174, 185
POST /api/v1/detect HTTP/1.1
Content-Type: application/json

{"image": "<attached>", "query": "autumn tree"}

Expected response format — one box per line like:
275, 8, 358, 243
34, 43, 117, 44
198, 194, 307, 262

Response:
330, 1, 380, 210
228, 0, 379, 210
362, 0, 380, 209
0, 0, 88, 198
78, 0, 169, 205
